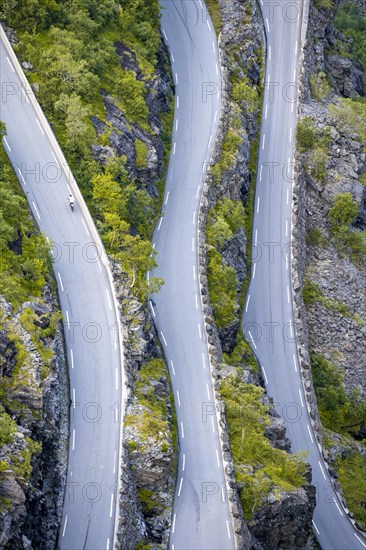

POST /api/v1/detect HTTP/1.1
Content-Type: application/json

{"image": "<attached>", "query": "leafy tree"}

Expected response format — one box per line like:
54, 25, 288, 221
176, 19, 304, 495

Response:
113, 70, 149, 126
123, 184, 155, 239
91, 172, 126, 218
55, 93, 94, 153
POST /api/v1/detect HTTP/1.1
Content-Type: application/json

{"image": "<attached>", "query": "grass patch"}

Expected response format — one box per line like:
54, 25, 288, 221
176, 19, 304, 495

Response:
337, 451, 366, 530
221, 375, 308, 517
204, 0, 222, 33
311, 353, 366, 437
124, 359, 171, 449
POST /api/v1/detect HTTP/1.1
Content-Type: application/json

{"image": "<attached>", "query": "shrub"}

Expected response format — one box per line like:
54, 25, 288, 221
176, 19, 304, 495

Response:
221, 376, 307, 517
329, 193, 358, 229
135, 139, 149, 168
306, 227, 327, 247
337, 451, 366, 531
309, 71, 332, 101
296, 117, 317, 150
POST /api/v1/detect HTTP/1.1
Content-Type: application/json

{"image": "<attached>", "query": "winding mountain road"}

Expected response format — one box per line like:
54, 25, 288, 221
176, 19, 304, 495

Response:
0, 27, 124, 550
243, 1, 366, 549
152, 1, 235, 549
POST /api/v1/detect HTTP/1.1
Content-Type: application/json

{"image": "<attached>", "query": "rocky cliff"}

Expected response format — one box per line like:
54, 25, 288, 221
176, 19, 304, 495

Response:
294, 0, 366, 532
0, 277, 68, 549
198, 0, 316, 548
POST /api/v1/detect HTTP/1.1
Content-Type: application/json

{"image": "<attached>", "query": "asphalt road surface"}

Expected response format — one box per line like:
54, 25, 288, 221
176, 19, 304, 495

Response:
243, 1, 366, 549
152, 1, 235, 549
0, 28, 124, 550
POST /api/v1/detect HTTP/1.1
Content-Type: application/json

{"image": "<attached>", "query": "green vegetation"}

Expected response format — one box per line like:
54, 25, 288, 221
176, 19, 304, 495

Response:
337, 451, 366, 530
296, 117, 318, 150
311, 354, 366, 436
0, 148, 52, 307
309, 71, 332, 102
305, 227, 328, 248
302, 279, 363, 323
221, 375, 307, 517
135, 139, 149, 168
314, 0, 333, 10
0, 412, 17, 446
335, 2, 366, 76
2, 0, 172, 302
125, 359, 171, 448
204, 0, 222, 33
206, 199, 245, 328
329, 98, 366, 142
329, 193, 366, 265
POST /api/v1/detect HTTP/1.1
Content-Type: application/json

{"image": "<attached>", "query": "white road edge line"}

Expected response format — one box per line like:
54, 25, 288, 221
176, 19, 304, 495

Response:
72, 388, 76, 409
176, 390, 181, 407
252, 263, 256, 280
202, 353, 206, 369
355, 534, 366, 548
70, 349, 74, 369
256, 197, 260, 213
6, 56, 15, 72
216, 449, 220, 467
3, 137, 11, 151
182, 453, 185, 471
211, 416, 215, 433
318, 460, 327, 480
307, 424, 314, 443
180, 422, 184, 439
262, 134, 266, 150
163, 29, 168, 41
58, 273, 64, 292
226, 520, 231, 540
160, 331, 168, 347
312, 520, 319, 535
109, 493, 114, 518
170, 360, 176, 376
299, 389, 304, 408
165, 191, 170, 205
178, 477, 183, 497
36, 118, 45, 135
172, 513, 176, 533
262, 366, 268, 384
206, 383, 210, 400
293, 354, 297, 372
266, 18, 270, 33
245, 294, 251, 312
62, 516, 68, 537
149, 300, 156, 317
248, 330, 257, 350
106, 289, 112, 310
81, 217, 90, 236
333, 498, 344, 516
72, 429, 75, 451
32, 202, 41, 219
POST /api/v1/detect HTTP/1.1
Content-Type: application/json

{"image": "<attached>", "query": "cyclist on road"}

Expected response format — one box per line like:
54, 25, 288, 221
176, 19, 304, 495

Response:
69, 193, 75, 211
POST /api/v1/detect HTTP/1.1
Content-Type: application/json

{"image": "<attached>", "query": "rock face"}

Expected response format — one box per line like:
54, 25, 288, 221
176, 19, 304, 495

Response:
113, 266, 174, 549
91, 42, 173, 200
195, 0, 317, 548
0, 291, 68, 549
296, 0, 366, 397
249, 483, 316, 550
